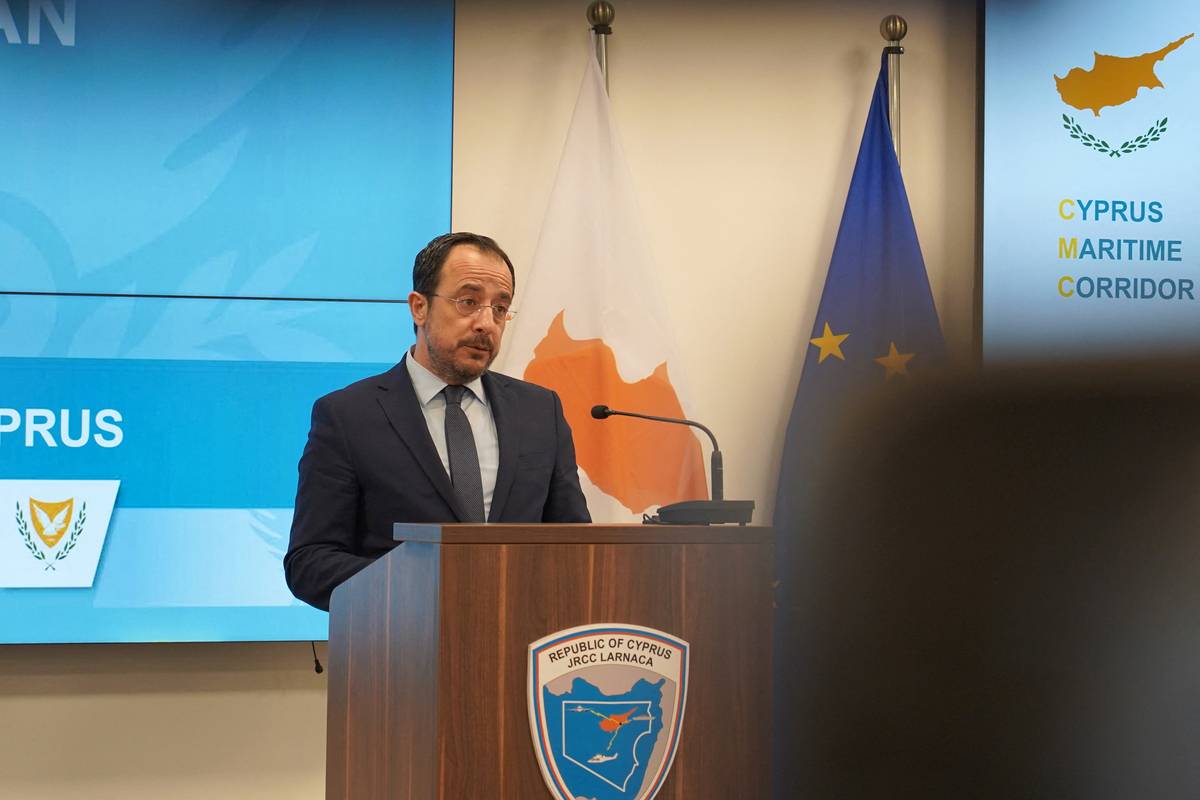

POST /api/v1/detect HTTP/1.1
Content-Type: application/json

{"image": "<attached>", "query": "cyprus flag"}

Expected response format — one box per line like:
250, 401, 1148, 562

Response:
498, 43, 708, 522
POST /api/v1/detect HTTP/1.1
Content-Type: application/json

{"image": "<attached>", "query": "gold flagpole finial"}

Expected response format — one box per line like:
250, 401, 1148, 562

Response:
587, 1, 615, 30
880, 14, 907, 43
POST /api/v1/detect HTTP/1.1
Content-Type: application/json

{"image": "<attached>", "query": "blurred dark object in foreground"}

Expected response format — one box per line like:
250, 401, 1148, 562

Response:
780, 360, 1200, 799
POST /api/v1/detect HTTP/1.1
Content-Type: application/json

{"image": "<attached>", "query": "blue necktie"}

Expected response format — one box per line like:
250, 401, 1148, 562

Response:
442, 385, 485, 523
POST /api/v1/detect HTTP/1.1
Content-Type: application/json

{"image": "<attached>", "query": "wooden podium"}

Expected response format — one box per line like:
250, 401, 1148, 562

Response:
325, 523, 773, 799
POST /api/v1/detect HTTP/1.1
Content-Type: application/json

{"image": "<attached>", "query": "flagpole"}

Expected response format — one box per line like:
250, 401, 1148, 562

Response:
587, 1, 614, 94
880, 14, 907, 168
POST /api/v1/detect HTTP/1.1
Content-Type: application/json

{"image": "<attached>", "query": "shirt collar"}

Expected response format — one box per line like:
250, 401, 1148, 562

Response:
405, 349, 488, 408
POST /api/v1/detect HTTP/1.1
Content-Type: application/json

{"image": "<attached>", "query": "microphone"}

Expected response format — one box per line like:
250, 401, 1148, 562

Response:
591, 404, 724, 499
590, 404, 753, 525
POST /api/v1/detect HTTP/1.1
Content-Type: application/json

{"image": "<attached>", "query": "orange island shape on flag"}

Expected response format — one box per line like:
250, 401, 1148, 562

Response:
1055, 33, 1192, 116
524, 312, 708, 515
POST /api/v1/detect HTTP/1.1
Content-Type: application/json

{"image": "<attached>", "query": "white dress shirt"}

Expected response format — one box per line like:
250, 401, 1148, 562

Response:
405, 352, 500, 520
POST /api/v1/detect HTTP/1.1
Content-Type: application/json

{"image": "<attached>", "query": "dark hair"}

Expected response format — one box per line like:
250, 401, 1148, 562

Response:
412, 232, 516, 298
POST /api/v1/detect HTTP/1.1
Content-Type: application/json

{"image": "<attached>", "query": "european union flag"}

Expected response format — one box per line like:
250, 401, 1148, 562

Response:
775, 50, 946, 550
773, 51, 946, 792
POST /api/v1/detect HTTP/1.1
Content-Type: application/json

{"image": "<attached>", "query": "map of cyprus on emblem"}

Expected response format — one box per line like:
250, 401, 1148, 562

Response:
528, 624, 689, 800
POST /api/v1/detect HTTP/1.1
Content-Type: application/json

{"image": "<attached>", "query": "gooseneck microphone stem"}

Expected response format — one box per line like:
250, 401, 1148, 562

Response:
591, 405, 724, 500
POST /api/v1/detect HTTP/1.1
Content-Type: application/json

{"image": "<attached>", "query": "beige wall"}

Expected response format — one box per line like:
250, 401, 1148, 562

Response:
0, 3, 976, 797
0, 642, 327, 799
454, 0, 978, 524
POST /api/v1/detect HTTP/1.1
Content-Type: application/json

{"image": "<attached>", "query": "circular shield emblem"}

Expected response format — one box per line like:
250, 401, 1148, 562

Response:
528, 624, 689, 800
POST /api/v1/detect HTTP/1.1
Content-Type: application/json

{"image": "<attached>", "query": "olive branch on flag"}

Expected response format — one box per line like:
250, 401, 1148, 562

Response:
54, 502, 86, 562
15, 502, 53, 570
1062, 114, 1167, 158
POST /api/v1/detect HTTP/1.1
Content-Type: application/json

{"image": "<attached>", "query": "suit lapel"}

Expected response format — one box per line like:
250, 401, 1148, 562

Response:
375, 357, 465, 521
484, 371, 518, 522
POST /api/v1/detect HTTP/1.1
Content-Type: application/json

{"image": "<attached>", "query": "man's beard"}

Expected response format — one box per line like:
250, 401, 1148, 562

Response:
424, 334, 496, 384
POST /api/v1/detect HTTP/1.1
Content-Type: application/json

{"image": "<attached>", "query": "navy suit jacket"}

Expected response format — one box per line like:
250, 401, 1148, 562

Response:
284, 356, 591, 610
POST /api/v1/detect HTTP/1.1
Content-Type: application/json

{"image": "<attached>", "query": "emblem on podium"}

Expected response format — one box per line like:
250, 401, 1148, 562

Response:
528, 623, 689, 800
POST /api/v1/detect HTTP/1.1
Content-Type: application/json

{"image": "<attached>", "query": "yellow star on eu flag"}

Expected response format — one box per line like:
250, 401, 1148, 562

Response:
875, 342, 915, 378
809, 322, 849, 364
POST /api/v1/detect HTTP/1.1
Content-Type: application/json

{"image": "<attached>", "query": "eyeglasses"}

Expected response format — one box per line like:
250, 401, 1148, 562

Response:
430, 294, 516, 323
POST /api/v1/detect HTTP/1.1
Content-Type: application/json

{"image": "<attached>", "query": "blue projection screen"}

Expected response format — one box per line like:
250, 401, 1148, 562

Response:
983, 1, 1200, 360
0, 0, 451, 643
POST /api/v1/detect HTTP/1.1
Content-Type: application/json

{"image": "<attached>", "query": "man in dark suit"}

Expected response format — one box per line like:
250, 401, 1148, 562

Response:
285, 232, 590, 610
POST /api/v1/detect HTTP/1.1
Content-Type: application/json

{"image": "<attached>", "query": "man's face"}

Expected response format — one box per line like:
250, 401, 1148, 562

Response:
409, 244, 514, 384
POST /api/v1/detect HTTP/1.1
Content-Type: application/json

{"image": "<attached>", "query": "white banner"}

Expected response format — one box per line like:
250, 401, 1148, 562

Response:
0, 480, 119, 588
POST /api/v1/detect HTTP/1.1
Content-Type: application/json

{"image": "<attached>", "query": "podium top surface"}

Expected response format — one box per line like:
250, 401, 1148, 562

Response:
393, 523, 772, 545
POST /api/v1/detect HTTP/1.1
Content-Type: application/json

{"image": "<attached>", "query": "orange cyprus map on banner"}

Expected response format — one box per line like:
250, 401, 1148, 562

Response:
1055, 33, 1191, 116
525, 313, 706, 515
499, 43, 707, 521
983, 0, 1199, 362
